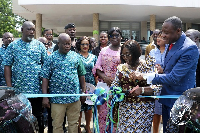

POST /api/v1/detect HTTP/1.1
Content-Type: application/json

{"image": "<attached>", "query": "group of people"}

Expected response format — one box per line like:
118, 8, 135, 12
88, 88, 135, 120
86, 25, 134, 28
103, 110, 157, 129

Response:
0, 15, 200, 133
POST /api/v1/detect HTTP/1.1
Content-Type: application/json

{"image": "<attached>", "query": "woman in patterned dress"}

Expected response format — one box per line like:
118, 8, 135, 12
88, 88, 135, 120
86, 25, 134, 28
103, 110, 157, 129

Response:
76, 36, 97, 133
92, 27, 122, 133
112, 40, 160, 133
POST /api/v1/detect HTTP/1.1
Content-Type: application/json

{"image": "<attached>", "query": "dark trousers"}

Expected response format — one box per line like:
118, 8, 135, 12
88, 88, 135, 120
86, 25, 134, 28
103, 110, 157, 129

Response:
162, 104, 171, 133
29, 98, 44, 133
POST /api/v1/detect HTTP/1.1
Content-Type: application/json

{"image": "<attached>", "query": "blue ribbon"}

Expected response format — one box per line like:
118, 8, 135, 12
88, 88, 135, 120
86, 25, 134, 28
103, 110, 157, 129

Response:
138, 95, 180, 99
22, 92, 180, 133
90, 87, 108, 133
23, 93, 181, 99
106, 87, 124, 133
23, 94, 93, 98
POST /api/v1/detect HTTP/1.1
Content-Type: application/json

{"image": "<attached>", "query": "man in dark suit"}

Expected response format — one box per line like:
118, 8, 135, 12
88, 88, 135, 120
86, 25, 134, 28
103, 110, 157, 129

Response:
185, 29, 200, 87
152, 16, 199, 133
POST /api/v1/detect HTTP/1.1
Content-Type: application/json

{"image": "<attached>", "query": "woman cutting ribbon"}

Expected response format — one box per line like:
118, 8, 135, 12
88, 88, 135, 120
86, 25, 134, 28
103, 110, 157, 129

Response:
111, 40, 160, 133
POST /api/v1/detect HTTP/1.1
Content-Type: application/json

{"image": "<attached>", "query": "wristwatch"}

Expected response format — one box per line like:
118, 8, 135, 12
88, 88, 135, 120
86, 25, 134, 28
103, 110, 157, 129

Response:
141, 87, 145, 94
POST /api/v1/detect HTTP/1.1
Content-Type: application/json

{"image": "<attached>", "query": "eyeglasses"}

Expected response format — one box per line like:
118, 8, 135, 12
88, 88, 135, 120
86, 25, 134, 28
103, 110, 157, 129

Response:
4, 37, 13, 40
110, 34, 120, 38
80, 44, 89, 46
42, 42, 50, 45
26, 28, 35, 32
44, 34, 53, 37
121, 53, 131, 57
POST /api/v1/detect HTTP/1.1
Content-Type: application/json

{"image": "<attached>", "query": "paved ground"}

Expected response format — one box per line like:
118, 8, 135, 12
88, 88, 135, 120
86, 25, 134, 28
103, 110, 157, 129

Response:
44, 113, 163, 133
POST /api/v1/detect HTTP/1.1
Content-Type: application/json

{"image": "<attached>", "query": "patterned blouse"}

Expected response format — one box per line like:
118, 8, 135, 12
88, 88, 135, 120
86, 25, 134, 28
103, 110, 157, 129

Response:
92, 46, 121, 82
78, 53, 97, 86
41, 50, 86, 104
3, 39, 47, 94
112, 61, 160, 96
112, 62, 160, 133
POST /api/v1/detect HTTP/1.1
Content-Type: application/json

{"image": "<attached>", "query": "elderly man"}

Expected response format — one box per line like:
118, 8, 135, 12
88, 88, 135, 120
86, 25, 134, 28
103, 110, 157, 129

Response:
145, 29, 160, 59
0, 32, 13, 86
3, 21, 47, 133
152, 16, 199, 133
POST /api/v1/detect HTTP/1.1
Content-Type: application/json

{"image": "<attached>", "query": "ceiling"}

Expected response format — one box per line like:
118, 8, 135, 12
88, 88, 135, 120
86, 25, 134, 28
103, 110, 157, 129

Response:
13, 1, 200, 34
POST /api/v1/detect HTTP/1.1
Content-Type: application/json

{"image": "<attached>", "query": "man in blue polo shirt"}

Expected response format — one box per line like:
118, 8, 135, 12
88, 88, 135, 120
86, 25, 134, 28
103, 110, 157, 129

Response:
0, 32, 13, 86
41, 33, 86, 133
3, 21, 47, 133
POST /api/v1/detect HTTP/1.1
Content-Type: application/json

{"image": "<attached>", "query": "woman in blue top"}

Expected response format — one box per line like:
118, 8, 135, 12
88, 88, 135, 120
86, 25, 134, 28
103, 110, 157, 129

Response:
76, 36, 97, 133
149, 33, 168, 133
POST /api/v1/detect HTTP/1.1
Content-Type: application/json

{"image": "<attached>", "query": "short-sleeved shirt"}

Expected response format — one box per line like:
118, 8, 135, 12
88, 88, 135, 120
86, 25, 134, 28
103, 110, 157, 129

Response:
0, 46, 7, 86
41, 50, 86, 104
78, 53, 97, 86
3, 39, 47, 94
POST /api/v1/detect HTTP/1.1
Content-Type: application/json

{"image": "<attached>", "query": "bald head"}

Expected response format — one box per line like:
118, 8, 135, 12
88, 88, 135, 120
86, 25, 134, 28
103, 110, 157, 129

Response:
38, 37, 48, 50
3, 32, 13, 37
152, 29, 161, 43
21, 21, 35, 42
58, 33, 71, 43
38, 37, 48, 43
2, 32, 14, 47
185, 29, 200, 46
58, 33, 71, 54
153, 29, 160, 34
22, 21, 35, 28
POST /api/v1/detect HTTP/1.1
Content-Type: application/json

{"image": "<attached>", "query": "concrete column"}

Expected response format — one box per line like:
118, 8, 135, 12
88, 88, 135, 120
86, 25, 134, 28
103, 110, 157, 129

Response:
186, 23, 191, 30
93, 13, 99, 44
36, 13, 42, 39
141, 21, 147, 42
32, 20, 36, 38
150, 15, 156, 43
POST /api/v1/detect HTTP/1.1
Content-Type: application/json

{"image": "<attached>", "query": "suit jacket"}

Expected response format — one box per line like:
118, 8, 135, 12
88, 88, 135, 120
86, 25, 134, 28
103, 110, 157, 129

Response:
152, 33, 199, 108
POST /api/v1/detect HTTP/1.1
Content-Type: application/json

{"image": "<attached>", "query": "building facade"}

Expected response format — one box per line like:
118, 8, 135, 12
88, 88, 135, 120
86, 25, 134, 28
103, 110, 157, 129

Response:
13, 0, 200, 42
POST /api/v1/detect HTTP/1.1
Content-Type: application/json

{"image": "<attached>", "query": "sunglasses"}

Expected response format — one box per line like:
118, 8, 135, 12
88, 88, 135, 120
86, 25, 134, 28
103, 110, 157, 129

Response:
80, 44, 89, 46
44, 34, 53, 37
43, 42, 50, 45
121, 53, 131, 57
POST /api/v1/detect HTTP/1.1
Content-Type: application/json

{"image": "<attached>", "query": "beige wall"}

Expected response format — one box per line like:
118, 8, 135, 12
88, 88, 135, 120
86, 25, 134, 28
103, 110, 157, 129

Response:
75, 32, 93, 37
